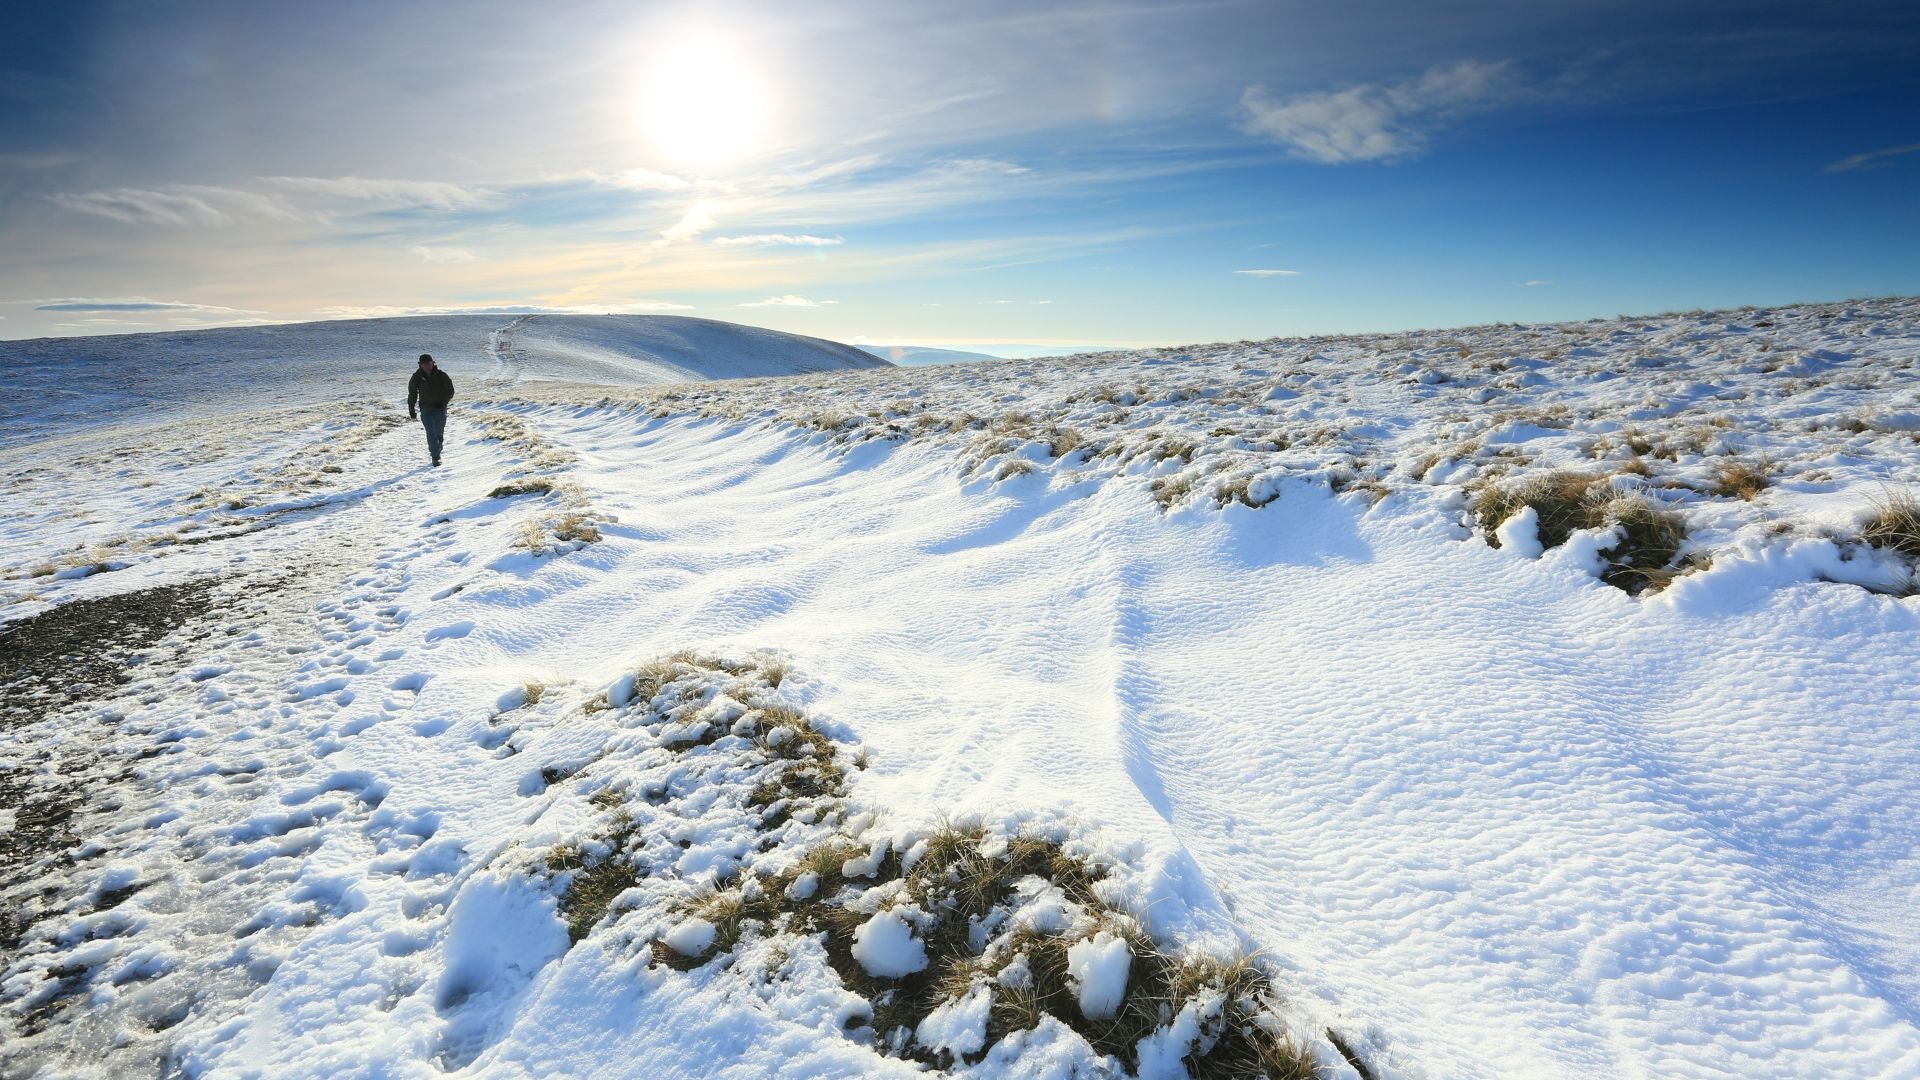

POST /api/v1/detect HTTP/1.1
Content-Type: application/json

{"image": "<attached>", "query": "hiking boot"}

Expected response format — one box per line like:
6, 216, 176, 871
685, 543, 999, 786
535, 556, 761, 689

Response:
431, 457, 441, 467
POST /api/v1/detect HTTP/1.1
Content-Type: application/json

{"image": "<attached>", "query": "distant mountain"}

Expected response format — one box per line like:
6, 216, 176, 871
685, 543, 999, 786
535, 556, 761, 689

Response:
0, 314, 890, 447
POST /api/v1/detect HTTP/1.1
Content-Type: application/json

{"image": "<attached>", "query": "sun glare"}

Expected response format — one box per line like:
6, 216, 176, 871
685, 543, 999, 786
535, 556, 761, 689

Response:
643, 36, 766, 168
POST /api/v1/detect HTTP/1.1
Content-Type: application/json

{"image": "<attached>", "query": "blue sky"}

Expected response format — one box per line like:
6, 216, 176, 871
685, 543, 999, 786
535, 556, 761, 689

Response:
1, 0, 1916, 349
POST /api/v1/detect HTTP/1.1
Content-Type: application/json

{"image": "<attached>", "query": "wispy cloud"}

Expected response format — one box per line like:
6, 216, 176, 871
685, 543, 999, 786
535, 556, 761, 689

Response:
260, 175, 496, 211
1522, 279, 1552, 287
711, 234, 844, 247
1242, 60, 1520, 164
410, 245, 480, 264
659, 201, 718, 244
1821, 142, 1920, 174
940, 158, 1031, 176
738, 295, 837, 308
47, 185, 304, 226
29, 296, 266, 314
48, 175, 497, 227
1234, 268, 1302, 277
573, 167, 691, 192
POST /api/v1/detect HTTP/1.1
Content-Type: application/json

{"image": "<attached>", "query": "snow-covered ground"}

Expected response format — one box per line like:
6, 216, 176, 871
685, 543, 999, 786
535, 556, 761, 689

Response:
3, 300, 1919, 1078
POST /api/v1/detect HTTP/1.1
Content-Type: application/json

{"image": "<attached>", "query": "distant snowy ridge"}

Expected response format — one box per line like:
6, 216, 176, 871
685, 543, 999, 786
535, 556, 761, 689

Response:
0, 313, 888, 448
859, 344, 1003, 366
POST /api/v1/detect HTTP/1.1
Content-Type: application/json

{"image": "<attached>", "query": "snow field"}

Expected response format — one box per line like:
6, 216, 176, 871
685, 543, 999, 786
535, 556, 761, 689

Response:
4, 298, 1920, 1079
2, 409, 1345, 1078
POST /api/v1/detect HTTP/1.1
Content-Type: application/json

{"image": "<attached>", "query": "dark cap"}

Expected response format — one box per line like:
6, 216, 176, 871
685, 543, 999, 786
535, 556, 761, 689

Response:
418, 354, 433, 363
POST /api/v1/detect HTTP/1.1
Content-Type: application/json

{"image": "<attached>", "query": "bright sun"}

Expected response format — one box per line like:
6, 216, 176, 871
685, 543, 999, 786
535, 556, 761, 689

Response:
643, 37, 766, 168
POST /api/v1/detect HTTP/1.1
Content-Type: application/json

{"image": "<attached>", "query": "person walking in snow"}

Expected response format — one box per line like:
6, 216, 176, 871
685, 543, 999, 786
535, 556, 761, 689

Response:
407, 353, 455, 466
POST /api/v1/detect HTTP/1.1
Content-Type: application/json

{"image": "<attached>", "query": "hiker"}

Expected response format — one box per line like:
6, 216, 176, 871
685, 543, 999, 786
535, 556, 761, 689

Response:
407, 353, 455, 466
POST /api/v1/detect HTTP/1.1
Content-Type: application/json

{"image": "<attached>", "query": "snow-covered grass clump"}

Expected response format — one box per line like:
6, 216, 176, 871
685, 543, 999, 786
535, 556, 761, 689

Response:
532, 653, 1329, 1077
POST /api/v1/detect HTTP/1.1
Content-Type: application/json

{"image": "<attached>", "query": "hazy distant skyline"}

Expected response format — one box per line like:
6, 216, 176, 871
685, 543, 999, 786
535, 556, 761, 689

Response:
2, 0, 1917, 346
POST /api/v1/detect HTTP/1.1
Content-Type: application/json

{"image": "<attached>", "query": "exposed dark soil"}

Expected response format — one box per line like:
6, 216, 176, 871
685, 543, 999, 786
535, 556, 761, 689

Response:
0, 579, 220, 728
0, 579, 221, 953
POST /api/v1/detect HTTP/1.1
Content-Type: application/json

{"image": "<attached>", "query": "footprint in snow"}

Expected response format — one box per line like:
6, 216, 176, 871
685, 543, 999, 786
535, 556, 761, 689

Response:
424, 621, 475, 643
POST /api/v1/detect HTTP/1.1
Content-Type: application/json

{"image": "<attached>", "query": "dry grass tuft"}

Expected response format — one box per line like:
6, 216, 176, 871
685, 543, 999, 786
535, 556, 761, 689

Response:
549, 839, 643, 943
1474, 471, 1687, 594
1861, 487, 1920, 560
1151, 473, 1196, 510
1711, 459, 1771, 500
489, 477, 557, 499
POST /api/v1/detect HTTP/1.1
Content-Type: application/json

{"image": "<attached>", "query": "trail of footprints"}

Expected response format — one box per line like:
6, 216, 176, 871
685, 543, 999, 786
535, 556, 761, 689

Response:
3, 425, 554, 1074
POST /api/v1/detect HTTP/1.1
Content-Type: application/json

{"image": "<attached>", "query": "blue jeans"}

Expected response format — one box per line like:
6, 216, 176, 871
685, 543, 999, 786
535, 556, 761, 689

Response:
419, 406, 447, 461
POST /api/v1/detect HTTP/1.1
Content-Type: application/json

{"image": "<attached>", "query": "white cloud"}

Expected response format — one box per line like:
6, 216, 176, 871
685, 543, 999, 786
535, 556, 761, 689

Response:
941, 158, 1030, 175
47, 185, 303, 226
261, 175, 496, 211
1234, 269, 1302, 277
29, 296, 267, 315
1522, 279, 1552, 287
711, 234, 844, 247
659, 201, 718, 244
602, 299, 696, 312
1822, 142, 1920, 174
738, 295, 837, 308
579, 167, 691, 191
48, 175, 494, 227
410, 245, 480, 264
1242, 60, 1519, 164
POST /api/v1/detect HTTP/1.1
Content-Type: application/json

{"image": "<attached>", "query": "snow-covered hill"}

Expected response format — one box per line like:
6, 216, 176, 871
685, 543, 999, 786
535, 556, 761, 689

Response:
0, 313, 887, 449
2, 298, 1919, 1079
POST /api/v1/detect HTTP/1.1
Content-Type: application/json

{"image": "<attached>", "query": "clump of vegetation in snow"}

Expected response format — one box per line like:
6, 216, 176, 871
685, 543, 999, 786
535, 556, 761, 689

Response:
548, 823, 642, 944
537, 652, 1340, 1079
1860, 487, 1920, 561
735, 823, 1321, 1078
1709, 459, 1772, 501
1473, 471, 1689, 593
488, 476, 557, 499
475, 407, 608, 555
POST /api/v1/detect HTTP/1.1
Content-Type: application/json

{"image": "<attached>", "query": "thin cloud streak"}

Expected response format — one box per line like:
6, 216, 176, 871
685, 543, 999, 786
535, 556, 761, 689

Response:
739, 295, 837, 308
1821, 142, 1920, 174
29, 296, 267, 314
47, 185, 307, 226
712, 234, 844, 247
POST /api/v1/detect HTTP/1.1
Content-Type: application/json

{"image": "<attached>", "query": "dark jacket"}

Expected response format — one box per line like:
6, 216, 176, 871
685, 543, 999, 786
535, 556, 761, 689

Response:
408, 367, 455, 412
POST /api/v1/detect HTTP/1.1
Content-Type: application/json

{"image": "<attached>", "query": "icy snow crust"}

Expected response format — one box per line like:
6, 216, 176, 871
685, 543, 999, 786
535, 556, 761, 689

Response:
2, 297, 1919, 1078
